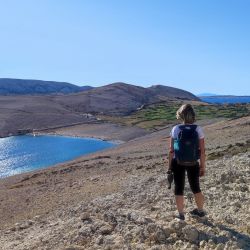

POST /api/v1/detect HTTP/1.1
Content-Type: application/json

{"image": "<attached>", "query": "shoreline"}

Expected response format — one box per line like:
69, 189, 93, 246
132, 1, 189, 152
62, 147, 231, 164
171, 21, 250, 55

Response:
0, 122, 149, 180
0, 134, 122, 180
34, 131, 125, 145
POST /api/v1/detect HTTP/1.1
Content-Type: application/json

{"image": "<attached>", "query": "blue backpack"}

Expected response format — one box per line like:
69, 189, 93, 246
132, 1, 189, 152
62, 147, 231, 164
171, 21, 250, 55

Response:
174, 125, 200, 165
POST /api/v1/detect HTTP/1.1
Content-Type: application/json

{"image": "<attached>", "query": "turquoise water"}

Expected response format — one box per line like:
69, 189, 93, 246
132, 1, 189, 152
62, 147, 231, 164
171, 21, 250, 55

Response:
0, 135, 114, 178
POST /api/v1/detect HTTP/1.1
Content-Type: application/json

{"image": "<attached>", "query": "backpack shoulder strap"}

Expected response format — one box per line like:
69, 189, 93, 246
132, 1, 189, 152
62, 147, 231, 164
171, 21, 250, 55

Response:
190, 124, 197, 130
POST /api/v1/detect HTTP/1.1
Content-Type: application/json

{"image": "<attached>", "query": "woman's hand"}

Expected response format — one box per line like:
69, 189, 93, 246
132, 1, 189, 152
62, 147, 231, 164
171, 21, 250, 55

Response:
200, 167, 205, 177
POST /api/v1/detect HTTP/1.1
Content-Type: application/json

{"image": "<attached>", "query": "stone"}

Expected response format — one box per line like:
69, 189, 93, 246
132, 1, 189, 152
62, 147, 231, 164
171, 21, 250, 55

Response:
154, 228, 168, 244
182, 225, 199, 243
199, 240, 207, 248
64, 246, 86, 250
163, 226, 172, 237
103, 212, 117, 225
207, 239, 216, 249
95, 236, 104, 245
173, 240, 185, 248
99, 224, 113, 235
146, 223, 157, 233
169, 219, 187, 232
215, 243, 225, 250
80, 212, 91, 222
127, 211, 140, 222
124, 232, 133, 243
78, 226, 92, 236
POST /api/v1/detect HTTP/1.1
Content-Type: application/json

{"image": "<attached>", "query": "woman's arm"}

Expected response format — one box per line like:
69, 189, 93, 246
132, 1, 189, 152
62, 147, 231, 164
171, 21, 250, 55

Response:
199, 138, 206, 176
168, 137, 174, 171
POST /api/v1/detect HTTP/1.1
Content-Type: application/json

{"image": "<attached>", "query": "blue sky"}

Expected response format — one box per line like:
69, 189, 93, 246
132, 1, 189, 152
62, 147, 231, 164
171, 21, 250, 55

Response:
0, 0, 249, 95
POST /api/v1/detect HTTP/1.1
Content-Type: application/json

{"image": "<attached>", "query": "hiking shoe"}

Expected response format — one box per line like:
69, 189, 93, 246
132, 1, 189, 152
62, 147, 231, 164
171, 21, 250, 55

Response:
189, 208, 206, 217
175, 213, 185, 220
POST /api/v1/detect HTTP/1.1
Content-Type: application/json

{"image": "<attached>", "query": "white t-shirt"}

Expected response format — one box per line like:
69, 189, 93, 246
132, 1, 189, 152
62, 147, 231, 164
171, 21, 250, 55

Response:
170, 124, 205, 139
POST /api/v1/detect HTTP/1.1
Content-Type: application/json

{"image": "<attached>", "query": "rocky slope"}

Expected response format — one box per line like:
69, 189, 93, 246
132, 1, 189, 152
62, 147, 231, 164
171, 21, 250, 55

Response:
0, 116, 249, 249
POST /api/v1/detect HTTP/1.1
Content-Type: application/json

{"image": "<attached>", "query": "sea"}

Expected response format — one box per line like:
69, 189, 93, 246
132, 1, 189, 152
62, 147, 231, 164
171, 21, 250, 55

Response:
0, 135, 114, 178
200, 96, 250, 104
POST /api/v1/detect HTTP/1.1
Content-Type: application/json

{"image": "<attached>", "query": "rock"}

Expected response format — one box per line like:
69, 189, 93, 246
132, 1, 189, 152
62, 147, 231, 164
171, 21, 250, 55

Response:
154, 228, 168, 244
127, 211, 140, 222
215, 243, 225, 250
124, 232, 133, 243
173, 240, 185, 248
80, 212, 91, 222
199, 240, 207, 248
64, 246, 86, 250
95, 236, 104, 245
169, 219, 187, 232
163, 226, 172, 237
113, 236, 124, 246
99, 224, 113, 235
78, 225, 92, 236
103, 235, 115, 245
90, 176, 100, 182
182, 225, 199, 243
146, 223, 157, 233
183, 242, 198, 250
207, 239, 216, 249
224, 215, 234, 224
103, 212, 117, 225
150, 246, 162, 250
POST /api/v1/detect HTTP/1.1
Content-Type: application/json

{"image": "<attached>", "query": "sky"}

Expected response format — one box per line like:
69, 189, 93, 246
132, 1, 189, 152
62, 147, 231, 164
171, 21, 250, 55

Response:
0, 0, 249, 95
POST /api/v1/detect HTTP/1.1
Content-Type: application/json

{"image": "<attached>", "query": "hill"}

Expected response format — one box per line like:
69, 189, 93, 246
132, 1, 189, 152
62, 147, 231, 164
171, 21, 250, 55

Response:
57, 82, 200, 116
0, 78, 93, 95
0, 82, 200, 137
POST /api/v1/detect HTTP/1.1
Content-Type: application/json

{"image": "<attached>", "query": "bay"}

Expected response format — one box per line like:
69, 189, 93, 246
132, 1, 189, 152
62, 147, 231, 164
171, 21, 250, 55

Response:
0, 135, 114, 178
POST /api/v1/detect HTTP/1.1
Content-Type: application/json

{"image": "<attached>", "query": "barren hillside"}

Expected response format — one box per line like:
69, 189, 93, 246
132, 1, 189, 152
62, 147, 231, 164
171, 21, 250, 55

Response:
0, 82, 200, 137
0, 116, 249, 249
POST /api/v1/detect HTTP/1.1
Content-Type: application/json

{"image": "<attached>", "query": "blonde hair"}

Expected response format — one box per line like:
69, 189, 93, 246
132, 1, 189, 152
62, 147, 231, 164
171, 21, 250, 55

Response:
176, 104, 196, 124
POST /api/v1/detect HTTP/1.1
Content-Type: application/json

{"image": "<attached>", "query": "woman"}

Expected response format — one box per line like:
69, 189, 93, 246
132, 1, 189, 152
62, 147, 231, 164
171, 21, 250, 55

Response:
168, 104, 206, 220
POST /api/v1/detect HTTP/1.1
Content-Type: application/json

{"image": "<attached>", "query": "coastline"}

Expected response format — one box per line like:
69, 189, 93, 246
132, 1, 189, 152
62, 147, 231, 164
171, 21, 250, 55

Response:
0, 122, 149, 180
35, 122, 149, 143
34, 131, 125, 145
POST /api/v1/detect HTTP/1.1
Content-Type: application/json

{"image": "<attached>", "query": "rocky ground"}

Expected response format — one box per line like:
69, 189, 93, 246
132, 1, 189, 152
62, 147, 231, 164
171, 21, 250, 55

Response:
0, 116, 249, 250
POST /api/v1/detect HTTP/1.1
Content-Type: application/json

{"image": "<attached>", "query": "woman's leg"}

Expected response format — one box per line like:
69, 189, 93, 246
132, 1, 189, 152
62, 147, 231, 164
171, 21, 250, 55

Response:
194, 192, 204, 210
175, 195, 185, 214
187, 164, 204, 210
172, 160, 186, 214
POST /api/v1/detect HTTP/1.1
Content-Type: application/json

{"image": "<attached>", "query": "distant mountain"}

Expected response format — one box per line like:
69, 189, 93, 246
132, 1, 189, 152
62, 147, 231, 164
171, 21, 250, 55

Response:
197, 93, 218, 97
80, 86, 93, 91
0, 78, 93, 95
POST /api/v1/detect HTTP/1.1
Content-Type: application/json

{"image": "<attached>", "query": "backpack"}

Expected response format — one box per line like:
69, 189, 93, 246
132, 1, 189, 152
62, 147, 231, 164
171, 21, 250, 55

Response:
174, 125, 200, 165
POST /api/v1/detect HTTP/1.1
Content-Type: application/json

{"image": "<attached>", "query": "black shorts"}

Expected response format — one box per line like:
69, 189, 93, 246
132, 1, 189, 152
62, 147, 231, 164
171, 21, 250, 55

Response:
171, 159, 201, 196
